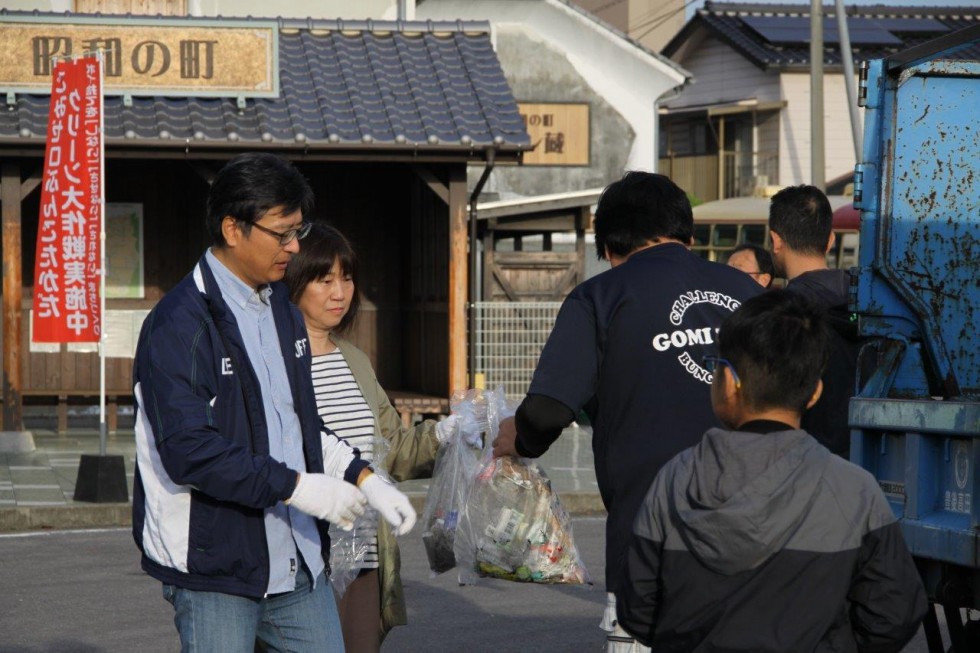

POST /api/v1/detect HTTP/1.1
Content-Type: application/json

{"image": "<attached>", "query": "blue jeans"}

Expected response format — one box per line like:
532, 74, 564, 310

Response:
162, 566, 343, 653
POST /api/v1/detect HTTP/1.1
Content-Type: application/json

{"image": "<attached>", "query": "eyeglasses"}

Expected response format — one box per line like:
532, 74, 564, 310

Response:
249, 221, 312, 246
702, 355, 741, 390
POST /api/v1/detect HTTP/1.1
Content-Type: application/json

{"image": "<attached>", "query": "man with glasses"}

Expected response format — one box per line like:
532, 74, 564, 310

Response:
616, 291, 925, 651
727, 243, 774, 288
250, 219, 313, 246
132, 153, 415, 652
492, 172, 761, 652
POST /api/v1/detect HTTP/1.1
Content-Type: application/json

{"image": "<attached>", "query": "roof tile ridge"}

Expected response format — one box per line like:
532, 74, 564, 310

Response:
390, 32, 429, 144
290, 29, 331, 145
276, 16, 491, 36
360, 31, 399, 144
430, 32, 472, 145
451, 32, 492, 146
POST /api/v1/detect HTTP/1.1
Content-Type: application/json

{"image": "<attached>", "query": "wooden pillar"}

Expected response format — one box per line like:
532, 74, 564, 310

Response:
576, 205, 588, 284
2, 163, 24, 431
717, 116, 726, 200
58, 395, 69, 433
447, 166, 468, 393
482, 219, 495, 299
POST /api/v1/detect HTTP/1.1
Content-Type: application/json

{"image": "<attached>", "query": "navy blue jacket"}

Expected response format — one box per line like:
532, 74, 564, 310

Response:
785, 269, 860, 456
132, 254, 368, 598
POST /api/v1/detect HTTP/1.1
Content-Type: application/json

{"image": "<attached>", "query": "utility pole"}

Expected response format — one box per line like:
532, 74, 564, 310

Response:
810, 0, 825, 190
835, 0, 863, 160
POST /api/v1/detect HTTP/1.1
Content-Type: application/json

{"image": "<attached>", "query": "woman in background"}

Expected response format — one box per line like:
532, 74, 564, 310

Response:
284, 222, 455, 651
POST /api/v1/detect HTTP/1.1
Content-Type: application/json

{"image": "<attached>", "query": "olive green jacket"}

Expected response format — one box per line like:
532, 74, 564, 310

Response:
332, 336, 441, 640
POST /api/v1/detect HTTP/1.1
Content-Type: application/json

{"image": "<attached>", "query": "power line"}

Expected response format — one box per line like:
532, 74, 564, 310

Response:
633, 0, 700, 42
587, 0, 630, 16
631, 0, 683, 26
633, 0, 698, 34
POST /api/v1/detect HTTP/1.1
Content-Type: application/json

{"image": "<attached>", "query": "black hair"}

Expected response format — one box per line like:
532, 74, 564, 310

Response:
206, 152, 314, 247
718, 290, 829, 413
593, 171, 693, 261
283, 222, 361, 334
768, 185, 833, 256
731, 243, 775, 285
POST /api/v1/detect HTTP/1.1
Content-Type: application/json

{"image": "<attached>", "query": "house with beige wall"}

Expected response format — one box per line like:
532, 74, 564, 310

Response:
658, 1, 979, 201
570, 0, 688, 53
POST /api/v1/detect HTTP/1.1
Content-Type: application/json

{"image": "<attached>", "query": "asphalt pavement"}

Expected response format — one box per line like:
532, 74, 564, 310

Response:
0, 519, 609, 652
0, 411, 947, 652
0, 520, 940, 653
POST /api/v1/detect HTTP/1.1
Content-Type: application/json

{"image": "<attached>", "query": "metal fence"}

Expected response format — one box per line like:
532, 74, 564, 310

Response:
472, 301, 562, 399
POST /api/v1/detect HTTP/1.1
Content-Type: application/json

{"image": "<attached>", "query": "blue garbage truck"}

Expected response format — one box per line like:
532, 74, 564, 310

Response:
851, 23, 980, 653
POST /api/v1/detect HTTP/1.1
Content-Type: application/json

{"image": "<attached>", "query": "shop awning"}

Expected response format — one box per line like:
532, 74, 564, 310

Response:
659, 98, 786, 116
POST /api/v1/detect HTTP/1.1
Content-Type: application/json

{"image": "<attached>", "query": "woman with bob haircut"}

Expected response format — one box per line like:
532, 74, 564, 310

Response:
284, 222, 456, 650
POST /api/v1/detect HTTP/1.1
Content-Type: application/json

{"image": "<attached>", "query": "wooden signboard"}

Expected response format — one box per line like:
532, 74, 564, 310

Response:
517, 102, 590, 166
0, 15, 278, 97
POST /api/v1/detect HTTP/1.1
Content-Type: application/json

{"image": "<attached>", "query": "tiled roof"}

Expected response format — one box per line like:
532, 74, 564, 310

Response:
664, 2, 980, 70
0, 13, 530, 157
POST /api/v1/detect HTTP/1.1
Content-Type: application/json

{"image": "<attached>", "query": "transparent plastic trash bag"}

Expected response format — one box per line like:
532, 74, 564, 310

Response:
329, 436, 390, 597
454, 387, 591, 586
420, 389, 489, 574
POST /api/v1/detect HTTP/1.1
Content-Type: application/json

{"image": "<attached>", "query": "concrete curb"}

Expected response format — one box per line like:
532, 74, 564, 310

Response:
0, 430, 36, 453
0, 492, 606, 533
0, 503, 132, 532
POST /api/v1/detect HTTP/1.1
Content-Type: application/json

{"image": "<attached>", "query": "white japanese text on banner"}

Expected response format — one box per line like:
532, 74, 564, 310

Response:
32, 54, 103, 343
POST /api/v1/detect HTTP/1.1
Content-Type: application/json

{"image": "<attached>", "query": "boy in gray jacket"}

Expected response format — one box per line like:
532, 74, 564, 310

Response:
616, 290, 926, 652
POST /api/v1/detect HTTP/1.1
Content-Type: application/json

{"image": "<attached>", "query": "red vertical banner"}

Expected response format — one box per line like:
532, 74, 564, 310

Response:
32, 55, 104, 343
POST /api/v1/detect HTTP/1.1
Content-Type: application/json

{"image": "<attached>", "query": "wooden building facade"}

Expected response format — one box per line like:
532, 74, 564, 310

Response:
0, 13, 529, 432
477, 190, 601, 302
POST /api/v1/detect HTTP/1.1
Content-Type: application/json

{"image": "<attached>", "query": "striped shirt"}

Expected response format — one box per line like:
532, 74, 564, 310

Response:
312, 349, 378, 569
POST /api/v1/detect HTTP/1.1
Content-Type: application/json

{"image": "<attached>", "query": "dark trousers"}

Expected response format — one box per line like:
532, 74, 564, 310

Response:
336, 568, 381, 653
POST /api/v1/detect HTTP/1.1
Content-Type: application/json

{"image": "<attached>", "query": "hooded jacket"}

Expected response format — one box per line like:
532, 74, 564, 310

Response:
132, 255, 369, 598
616, 422, 926, 652
786, 269, 861, 455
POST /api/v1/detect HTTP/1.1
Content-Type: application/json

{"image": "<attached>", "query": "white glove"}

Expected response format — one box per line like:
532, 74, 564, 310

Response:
435, 414, 460, 444
460, 423, 484, 449
359, 473, 417, 536
436, 413, 484, 449
286, 473, 367, 531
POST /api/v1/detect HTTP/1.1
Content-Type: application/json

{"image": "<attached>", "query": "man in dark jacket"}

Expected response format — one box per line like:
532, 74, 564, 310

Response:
492, 172, 762, 650
617, 290, 926, 652
769, 184, 860, 456
132, 153, 416, 652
